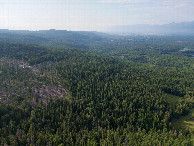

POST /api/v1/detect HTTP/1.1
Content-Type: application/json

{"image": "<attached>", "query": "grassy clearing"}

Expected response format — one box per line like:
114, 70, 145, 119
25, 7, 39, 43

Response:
171, 109, 194, 144
164, 93, 181, 107
165, 93, 194, 143
171, 109, 194, 131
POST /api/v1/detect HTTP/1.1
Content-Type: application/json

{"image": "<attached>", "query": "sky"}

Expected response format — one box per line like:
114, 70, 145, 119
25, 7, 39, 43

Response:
0, 0, 194, 31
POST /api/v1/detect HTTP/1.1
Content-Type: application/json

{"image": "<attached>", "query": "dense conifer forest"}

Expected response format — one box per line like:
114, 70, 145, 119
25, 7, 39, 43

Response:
0, 30, 193, 145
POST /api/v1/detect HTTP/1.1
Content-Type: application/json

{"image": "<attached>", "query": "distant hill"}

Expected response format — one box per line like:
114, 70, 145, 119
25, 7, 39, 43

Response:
108, 21, 194, 35
0, 29, 110, 48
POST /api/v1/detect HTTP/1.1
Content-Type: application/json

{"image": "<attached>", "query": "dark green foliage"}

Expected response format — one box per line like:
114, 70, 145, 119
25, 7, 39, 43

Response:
0, 32, 193, 145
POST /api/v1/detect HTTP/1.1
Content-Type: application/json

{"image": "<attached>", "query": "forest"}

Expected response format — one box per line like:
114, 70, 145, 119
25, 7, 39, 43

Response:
0, 30, 193, 145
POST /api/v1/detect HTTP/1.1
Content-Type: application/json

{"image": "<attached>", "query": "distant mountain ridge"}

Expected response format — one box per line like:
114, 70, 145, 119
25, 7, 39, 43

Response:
0, 29, 112, 50
108, 21, 194, 35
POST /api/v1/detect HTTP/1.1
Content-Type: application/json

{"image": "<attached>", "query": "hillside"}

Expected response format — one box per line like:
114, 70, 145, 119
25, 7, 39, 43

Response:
0, 31, 193, 145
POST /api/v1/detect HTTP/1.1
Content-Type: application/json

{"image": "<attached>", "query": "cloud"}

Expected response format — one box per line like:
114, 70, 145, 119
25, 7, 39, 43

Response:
157, 0, 191, 7
98, 0, 150, 4
120, 0, 194, 25
98, 0, 192, 6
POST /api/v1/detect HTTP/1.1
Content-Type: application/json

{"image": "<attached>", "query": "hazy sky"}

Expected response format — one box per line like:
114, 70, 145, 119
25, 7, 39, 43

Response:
0, 0, 194, 31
